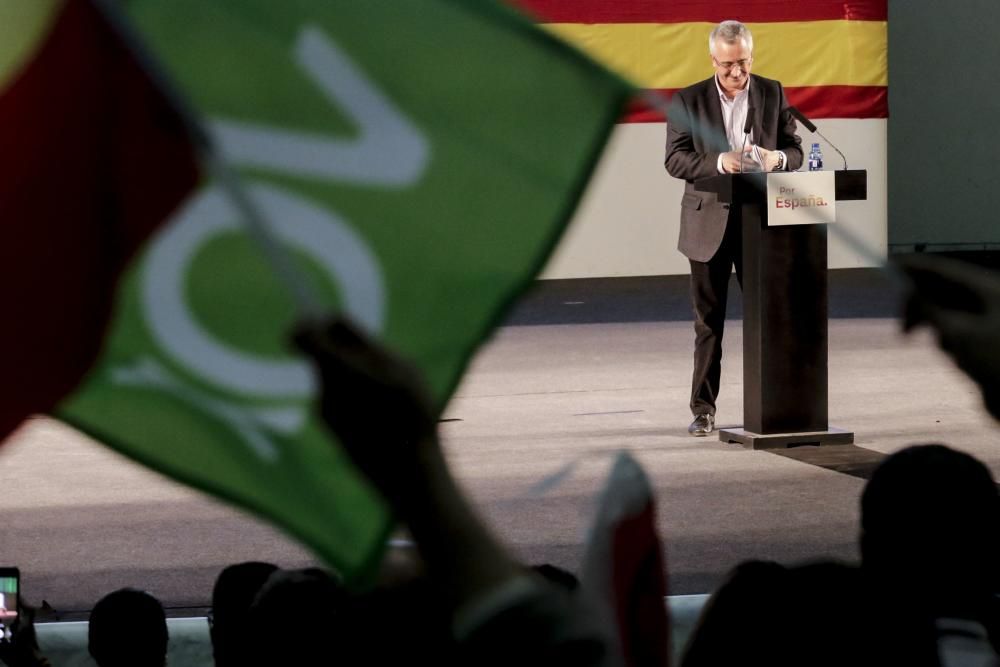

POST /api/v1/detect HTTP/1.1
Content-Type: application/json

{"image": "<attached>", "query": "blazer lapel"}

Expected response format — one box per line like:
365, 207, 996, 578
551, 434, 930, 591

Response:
702, 76, 729, 152
748, 75, 765, 147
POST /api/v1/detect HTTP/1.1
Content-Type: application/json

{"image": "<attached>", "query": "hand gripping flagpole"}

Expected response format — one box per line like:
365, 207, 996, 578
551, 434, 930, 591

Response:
91, 0, 326, 322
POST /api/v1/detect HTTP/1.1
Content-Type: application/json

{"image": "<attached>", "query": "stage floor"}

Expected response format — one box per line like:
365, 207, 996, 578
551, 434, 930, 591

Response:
3, 270, 997, 617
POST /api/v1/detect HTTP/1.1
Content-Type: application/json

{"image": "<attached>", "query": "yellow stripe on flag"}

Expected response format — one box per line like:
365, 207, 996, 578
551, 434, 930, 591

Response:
0, 0, 63, 94
543, 20, 887, 89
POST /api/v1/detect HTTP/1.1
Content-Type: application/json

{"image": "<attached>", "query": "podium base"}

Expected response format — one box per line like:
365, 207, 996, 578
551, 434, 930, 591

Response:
719, 427, 854, 450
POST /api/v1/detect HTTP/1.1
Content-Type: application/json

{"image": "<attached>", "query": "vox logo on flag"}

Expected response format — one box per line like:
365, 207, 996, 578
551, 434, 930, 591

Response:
109, 27, 428, 463
56, 0, 630, 580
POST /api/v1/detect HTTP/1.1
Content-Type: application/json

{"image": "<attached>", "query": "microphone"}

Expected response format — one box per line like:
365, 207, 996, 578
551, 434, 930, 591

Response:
787, 105, 816, 133
739, 105, 755, 173
787, 106, 847, 170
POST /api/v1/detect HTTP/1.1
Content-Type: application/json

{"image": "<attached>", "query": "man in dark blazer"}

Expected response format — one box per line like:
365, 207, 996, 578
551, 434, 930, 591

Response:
665, 20, 803, 436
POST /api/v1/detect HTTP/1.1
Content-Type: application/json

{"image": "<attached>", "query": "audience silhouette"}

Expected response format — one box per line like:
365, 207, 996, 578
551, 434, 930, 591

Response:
210, 561, 278, 667
862, 445, 1000, 622
682, 443, 1000, 667
88, 588, 168, 667
245, 567, 346, 667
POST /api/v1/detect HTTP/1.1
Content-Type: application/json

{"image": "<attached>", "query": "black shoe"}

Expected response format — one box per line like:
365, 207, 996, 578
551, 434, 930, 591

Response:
688, 413, 715, 437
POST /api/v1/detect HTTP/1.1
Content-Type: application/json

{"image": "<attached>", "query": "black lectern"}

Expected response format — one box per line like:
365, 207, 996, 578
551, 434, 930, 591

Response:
692, 169, 867, 449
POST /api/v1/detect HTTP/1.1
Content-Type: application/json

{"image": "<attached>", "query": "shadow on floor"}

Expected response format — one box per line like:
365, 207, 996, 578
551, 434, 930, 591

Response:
509, 251, 1000, 327
767, 444, 887, 481
507, 267, 901, 325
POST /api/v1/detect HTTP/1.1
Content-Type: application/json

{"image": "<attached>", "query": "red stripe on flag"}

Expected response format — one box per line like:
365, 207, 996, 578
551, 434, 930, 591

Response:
625, 85, 887, 122
508, 0, 887, 24
0, 0, 200, 440
785, 85, 888, 119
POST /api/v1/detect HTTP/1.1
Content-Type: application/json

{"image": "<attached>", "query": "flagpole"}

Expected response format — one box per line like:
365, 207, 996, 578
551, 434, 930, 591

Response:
202, 152, 329, 319
90, 0, 325, 321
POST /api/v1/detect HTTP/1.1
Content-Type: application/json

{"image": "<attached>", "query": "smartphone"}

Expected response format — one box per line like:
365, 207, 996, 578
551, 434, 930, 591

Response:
0, 568, 19, 641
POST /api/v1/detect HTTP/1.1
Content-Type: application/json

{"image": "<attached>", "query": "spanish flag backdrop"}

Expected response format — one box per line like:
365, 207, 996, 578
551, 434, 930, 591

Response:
510, 0, 888, 122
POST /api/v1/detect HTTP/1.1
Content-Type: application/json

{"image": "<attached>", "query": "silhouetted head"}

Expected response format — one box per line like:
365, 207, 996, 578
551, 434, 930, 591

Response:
860, 444, 1000, 616
210, 561, 278, 667
247, 567, 346, 667
346, 576, 457, 665
88, 588, 168, 667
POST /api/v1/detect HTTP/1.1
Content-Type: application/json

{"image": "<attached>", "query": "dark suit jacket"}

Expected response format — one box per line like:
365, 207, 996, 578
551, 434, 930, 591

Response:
664, 74, 803, 262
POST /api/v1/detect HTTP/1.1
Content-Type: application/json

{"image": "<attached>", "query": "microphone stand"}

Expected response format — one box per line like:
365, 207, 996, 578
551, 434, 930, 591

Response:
815, 128, 848, 170
739, 105, 755, 174
788, 106, 848, 170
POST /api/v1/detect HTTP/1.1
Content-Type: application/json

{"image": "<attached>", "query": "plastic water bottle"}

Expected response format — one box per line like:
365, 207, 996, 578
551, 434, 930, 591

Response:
808, 142, 823, 171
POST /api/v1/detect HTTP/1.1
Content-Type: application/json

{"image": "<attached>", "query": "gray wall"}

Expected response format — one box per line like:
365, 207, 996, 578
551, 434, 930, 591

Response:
889, 0, 1000, 250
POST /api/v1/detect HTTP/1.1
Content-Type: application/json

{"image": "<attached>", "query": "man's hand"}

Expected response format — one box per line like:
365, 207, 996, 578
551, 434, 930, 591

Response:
292, 317, 439, 502
756, 146, 783, 171
900, 254, 1000, 420
720, 149, 750, 173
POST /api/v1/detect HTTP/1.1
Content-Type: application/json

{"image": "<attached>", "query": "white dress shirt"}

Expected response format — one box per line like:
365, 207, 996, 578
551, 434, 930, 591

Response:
714, 75, 787, 173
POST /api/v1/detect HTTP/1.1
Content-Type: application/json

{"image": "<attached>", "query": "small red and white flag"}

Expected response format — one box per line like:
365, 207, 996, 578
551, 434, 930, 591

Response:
581, 452, 671, 667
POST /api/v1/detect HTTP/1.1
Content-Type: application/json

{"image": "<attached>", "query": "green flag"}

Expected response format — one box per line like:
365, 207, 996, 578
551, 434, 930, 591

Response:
57, 0, 631, 581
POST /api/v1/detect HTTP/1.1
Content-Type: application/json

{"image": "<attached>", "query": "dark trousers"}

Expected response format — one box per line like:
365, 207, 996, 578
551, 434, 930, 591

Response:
689, 210, 743, 416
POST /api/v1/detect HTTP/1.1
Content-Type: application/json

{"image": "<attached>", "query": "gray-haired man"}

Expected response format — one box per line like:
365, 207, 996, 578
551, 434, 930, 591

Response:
665, 20, 803, 436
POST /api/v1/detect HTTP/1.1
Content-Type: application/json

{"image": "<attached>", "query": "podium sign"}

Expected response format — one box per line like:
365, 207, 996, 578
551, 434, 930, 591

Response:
766, 171, 836, 226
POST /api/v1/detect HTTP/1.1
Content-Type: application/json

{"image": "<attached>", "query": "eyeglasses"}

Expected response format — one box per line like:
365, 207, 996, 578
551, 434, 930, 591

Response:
714, 58, 751, 72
